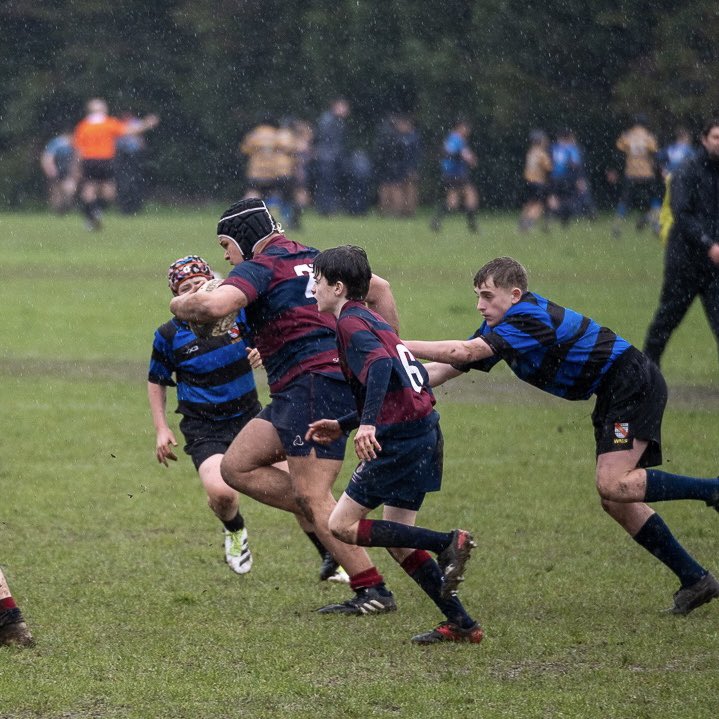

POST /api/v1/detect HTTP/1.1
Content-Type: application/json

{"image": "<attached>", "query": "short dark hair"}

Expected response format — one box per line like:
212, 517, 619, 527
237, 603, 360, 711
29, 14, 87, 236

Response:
313, 245, 371, 301
701, 119, 719, 137
473, 257, 528, 292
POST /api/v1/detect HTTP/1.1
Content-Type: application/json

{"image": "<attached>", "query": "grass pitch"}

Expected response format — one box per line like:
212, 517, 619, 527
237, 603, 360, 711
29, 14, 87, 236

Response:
1, 208, 718, 718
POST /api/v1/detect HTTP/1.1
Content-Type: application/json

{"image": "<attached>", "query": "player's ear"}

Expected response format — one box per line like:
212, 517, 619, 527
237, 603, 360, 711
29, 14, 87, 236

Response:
511, 287, 523, 303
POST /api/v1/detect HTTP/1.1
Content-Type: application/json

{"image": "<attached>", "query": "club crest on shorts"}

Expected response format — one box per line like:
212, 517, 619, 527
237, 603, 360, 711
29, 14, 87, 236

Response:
614, 422, 629, 439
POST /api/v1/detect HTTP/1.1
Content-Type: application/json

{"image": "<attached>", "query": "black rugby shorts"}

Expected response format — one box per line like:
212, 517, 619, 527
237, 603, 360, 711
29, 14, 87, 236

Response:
592, 347, 667, 468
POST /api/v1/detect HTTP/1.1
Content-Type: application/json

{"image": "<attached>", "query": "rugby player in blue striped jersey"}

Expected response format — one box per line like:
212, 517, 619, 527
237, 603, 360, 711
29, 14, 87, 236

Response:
406, 256, 719, 616
305, 245, 483, 644
150, 255, 344, 582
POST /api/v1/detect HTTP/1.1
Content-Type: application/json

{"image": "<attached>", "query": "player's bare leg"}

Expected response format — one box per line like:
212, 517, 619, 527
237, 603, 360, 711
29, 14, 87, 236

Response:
221, 418, 300, 513
199, 454, 240, 521
596, 442, 718, 614
287, 453, 376, 577
595, 441, 650, 505
199, 453, 252, 574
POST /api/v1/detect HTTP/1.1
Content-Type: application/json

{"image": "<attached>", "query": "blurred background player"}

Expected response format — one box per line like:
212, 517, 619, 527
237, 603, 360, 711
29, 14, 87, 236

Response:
239, 118, 299, 229
239, 118, 280, 201
290, 118, 315, 230
547, 129, 581, 226
73, 98, 159, 230
40, 128, 78, 214
430, 118, 479, 233
611, 114, 660, 237
657, 127, 696, 179
149, 255, 346, 580
314, 97, 351, 216
519, 129, 552, 232
567, 131, 597, 220
0, 567, 32, 647
374, 112, 422, 218
115, 113, 154, 215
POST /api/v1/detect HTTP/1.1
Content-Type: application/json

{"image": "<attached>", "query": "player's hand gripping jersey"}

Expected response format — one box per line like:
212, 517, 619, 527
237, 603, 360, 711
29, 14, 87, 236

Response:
336, 301, 437, 438
222, 235, 344, 392
456, 292, 630, 400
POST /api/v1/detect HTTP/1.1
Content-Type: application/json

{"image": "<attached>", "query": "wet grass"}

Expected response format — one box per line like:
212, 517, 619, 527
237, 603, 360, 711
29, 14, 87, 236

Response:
0, 208, 717, 718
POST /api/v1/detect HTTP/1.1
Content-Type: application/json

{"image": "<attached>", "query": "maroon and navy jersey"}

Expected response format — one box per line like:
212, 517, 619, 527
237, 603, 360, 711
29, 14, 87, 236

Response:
336, 300, 436, 438
222, 235, 343, 392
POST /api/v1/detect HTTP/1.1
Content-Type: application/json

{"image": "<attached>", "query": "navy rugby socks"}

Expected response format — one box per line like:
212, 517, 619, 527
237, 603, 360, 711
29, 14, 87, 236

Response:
632, 513, 706, 587
356, 519, 453, 554
644, 469, 719, 505
401, 550, 475, 629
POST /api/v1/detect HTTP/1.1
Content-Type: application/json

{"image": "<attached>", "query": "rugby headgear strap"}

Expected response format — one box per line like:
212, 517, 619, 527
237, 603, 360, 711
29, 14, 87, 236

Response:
216, 198, 280, 260
167, 255, 213, 295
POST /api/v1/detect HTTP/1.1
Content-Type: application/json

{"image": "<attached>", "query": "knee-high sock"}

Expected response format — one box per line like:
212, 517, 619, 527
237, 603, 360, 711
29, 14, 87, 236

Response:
400, 550, 476, 628
633, 513, 706, 587
356, 518, 452, 554
645, 469, 719, 505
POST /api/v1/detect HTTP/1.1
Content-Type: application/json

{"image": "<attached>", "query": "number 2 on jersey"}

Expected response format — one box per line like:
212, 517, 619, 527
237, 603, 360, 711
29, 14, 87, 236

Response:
294, 264, 316, 298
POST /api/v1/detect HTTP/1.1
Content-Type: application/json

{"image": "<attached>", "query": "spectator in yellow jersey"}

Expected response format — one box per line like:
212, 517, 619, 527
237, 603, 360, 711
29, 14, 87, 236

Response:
612, 115, 660, 237
519, 130, 552, 232
239, 118, 299, 228
239, 119, 283, 198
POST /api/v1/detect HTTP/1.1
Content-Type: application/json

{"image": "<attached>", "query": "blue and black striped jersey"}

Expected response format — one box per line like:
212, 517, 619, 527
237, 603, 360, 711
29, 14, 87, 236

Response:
458, 292, 630, 400
148, 313, 259, 421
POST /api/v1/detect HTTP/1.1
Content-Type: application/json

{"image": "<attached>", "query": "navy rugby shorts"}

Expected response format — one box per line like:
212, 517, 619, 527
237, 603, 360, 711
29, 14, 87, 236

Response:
257, 373, 354, 459
592, 347, 667, 468
345, 416, 443, 512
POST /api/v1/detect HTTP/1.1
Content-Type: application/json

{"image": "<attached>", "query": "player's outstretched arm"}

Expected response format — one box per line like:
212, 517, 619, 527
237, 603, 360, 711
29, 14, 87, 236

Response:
170, 284, 247, 323
405, 336, 493, 365
424, 362, 464, 388
366, 274, 400, 333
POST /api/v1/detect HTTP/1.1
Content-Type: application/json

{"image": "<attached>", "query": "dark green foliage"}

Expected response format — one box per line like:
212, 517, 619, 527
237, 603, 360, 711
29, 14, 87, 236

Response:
2, 0, 717, 206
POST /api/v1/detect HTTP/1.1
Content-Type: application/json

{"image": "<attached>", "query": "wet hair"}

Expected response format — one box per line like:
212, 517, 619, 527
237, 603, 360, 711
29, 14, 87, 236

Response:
313, 245, 371, 301
217, 198, 280, 260
167, 255, 213, 295
701, 119, 719, 137
473, 257, 528, 292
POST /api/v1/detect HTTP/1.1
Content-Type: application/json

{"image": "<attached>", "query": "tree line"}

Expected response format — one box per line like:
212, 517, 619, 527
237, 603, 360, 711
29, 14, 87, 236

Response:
1, 0, 717, 208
